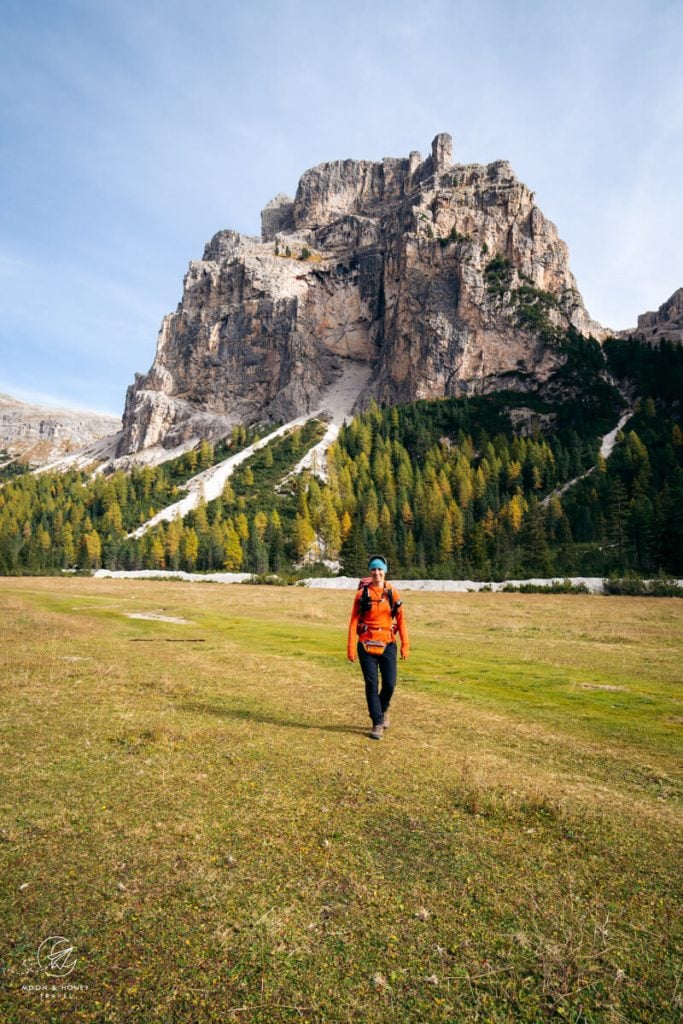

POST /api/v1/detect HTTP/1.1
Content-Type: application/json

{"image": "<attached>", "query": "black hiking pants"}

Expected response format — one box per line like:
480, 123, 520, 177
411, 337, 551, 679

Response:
357, 641, 397, 726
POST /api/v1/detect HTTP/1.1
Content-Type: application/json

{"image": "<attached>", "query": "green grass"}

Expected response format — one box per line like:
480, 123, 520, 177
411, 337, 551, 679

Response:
0, 580, 681, 1023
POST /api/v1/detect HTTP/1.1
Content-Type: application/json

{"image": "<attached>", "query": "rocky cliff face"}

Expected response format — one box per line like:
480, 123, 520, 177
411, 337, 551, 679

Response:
118, 134, 606, 456
617, 288, 683, 345
0, 394, 121, 467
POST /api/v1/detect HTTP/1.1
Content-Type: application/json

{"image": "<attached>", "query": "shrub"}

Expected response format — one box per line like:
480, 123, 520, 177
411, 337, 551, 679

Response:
604, 575, 682, 597
485, 254, 513, 297
501, 579, 590, 594
512, 285, 561, 342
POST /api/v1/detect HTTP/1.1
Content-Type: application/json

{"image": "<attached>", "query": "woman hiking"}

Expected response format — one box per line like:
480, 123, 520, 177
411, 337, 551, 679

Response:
347, 555, 409, 740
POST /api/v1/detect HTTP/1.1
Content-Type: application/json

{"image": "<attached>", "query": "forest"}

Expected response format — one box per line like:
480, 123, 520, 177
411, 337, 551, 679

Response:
0, 334, 681, 579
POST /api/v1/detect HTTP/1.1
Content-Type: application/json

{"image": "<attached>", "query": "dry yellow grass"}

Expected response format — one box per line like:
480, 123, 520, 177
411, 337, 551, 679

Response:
0, 578, 681, 1023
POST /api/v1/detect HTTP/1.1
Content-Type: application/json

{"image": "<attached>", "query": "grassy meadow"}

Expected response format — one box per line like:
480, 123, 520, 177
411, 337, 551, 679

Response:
0, 578, 681, 1023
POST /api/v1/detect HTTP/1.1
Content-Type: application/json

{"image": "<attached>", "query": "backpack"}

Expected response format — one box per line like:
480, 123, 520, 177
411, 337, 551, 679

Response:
355, 577, 402, 654
356, 577, 401, 618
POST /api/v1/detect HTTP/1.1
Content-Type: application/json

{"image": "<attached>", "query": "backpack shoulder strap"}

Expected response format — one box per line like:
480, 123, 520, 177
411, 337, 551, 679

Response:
357, 577, 372, 615
386, 586, 402, 617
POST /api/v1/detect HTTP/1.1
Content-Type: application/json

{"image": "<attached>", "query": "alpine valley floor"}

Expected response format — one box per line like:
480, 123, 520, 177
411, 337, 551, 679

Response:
1, 578, 681, 1023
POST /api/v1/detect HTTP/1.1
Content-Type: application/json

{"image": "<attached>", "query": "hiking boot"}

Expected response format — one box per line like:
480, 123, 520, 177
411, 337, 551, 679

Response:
382, 710, 391, 729
370, 722, 384, 740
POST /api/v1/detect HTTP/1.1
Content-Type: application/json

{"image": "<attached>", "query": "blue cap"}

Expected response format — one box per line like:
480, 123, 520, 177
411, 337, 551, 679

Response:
368, 556, 388, 572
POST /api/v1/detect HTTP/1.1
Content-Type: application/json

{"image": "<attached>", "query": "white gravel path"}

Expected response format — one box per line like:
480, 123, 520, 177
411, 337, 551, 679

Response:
600, 410, 635, 458
95, 569, 253, 583
285, 362, 372, 480
128, 360, 371, 538
90, 570, 683, 594
541, 408, 635, 505
300, 576, 610, 593
126, 414, 312, 539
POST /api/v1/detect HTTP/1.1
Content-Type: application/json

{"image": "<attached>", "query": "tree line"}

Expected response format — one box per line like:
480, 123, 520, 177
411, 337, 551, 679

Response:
0, 421, 324, 575
0, 336, 680, 579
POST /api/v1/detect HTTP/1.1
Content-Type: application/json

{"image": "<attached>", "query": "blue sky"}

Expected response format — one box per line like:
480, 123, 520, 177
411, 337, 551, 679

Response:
1, 0, 681, 416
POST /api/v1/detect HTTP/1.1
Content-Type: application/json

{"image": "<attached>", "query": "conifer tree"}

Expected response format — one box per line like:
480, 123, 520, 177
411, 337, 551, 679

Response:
248, 520, 269, 573
199, 439, 214, 470
62, 523, 75, 568
294, 513, 316, 562
223, 522, 243, 571
340, 510, 352, 540
81, 529, 102, 570
165, 517, 183, 570
364, 488, 379, 535
320, 491, 341, 557
523, 497, 552, 576
103, 500, 123, 537
340, 518, 365, 576
148, 533, 165, 569
438, 517, 454, 563
605, 477, 630, 567
181, 527, 199, 570
236, 513, 249, 542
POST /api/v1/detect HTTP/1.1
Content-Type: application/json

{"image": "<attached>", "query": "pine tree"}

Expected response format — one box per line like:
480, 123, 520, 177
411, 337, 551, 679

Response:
208, 521, 226, 569
181, 527, 199, 570
81, 529, 102, 570
185, 449, 198, 476
236, 513, 249, 542
404, 529, 416, 567
438, 517, 453, 563
523, 497, 552, 576
62, 523, 76, 568
320, 491, 341, 557
605, 477, 630, 567
340, 518, 365, 576
103, 500, 123, 537
253, 511, 268, 540
364, 488, 379, 535
149, 533, 165, 569
165, 516, 183, 569
377, 503, 397, 567
248, 521, 269, 574
340, 510, 352, 540
294, 513, 316, 562
198, 439, 214, 470
223, 522, 243, 571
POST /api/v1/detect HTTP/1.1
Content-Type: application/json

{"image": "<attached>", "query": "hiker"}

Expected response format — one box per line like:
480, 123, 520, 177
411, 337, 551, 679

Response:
347, 555, 409, 740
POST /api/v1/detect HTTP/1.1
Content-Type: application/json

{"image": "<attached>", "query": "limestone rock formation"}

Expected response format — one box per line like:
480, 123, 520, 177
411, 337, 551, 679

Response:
118, 133, 606, 456
617, 288, 683, 345
0, 394, 121, 467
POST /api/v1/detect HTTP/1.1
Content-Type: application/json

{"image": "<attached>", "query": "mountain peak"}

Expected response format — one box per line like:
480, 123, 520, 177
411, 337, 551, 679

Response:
117, 135, 605, 457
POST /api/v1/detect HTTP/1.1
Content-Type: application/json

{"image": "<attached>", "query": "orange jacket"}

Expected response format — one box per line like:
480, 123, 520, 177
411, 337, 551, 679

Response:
347, 582, 409, 659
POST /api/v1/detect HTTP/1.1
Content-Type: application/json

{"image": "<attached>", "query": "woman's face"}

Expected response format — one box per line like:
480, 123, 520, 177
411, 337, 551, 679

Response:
370, 566, 386, 586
